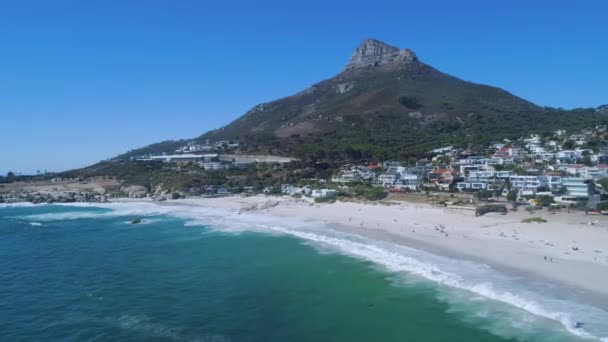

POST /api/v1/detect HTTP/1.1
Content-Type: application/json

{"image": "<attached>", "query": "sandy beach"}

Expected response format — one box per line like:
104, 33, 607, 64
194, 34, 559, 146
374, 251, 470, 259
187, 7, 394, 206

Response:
156, 195, 608, 303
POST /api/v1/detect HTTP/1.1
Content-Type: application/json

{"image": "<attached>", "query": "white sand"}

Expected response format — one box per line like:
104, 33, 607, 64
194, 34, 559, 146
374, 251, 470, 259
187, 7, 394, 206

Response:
162, 195, 608, 300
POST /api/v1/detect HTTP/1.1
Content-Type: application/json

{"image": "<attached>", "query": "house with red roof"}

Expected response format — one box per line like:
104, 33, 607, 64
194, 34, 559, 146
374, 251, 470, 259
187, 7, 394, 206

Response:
426, 168, 455, 190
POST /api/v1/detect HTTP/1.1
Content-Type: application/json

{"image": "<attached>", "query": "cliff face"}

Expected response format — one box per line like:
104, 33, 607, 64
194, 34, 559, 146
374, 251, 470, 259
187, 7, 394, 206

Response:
342, 39, 418, 71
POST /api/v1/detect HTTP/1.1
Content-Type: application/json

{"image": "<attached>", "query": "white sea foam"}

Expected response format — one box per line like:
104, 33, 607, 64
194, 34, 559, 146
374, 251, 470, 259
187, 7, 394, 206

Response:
29, 222, 42, 227
16, 203, 171, 222
23, 201, 608, 341
0, 202, 42, 208
116, 314, 182, 339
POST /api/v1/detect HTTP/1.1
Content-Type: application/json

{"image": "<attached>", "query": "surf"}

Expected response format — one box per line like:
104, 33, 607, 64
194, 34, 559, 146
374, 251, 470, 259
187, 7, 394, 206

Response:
12, 201, 608, 341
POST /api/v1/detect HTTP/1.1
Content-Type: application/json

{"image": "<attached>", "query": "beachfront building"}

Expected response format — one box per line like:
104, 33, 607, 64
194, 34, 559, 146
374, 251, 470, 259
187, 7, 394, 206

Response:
510, 176, 541, 196
538, 175, 563, 191
455, 171, 512, 192
375, 167, 420, 191
555, 178, 595, 204
377, 172, 400, 186
426, 168, 455, 190
396, 174, 420, 191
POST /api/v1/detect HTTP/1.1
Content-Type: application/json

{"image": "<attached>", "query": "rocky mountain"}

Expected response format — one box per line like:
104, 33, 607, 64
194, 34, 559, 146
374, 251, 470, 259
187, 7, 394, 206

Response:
121, 39, 607, 162
343, 39, 418, 71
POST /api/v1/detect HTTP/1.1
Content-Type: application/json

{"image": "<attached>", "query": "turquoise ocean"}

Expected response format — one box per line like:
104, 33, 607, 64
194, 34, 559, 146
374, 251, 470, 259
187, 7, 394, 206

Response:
1, 202, 608, 341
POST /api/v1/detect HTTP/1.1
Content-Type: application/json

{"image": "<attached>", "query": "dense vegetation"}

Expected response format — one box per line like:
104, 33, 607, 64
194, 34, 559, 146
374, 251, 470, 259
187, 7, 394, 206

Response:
62, 160, 335, 193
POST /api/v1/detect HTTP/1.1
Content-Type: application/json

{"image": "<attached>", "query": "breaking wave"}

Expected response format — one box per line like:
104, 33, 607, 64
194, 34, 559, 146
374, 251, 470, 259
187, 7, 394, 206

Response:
0, 202, 42, 208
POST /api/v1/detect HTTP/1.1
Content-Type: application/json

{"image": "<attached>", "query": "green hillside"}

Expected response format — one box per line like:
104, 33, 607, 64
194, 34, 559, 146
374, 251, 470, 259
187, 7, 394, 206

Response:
119, 39, 608, 163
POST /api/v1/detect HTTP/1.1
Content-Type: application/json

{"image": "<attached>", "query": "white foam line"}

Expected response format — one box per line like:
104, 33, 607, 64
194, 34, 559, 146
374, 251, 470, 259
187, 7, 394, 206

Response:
261, 225, 603, 340
0, 202, 43, 208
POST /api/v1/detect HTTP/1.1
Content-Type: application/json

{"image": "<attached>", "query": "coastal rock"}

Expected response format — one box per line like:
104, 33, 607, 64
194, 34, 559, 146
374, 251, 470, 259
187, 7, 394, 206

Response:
93, 187, 106, 195
121, 185, 148, 198
258, 200, 280, 210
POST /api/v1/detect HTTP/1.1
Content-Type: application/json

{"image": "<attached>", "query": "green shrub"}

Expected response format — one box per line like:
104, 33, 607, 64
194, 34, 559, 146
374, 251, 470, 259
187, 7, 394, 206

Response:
595, 202, 608, 211
314, 196, 336, 204
534, 195, 554, 207
398, 96, 423, 109
350, 185, 387, 201
506, 190, 518, 202
522, 217, 547, 223
476, 205, 507, 216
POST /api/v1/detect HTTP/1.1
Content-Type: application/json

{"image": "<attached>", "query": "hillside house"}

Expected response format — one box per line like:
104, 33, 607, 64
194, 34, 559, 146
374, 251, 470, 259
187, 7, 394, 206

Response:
427, 169, 455, 190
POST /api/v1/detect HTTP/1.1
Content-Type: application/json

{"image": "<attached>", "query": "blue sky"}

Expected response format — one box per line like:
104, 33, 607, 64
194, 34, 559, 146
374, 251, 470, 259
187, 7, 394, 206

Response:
1, 0, 607, 175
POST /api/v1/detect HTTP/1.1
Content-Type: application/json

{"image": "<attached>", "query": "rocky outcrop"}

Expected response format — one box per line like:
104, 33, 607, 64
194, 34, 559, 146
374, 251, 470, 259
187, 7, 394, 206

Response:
336, 82, 355, 94
240, 200, 280, 212
121, 185, 149, 198
343, 39, 417, 71
0, 191, 108, 204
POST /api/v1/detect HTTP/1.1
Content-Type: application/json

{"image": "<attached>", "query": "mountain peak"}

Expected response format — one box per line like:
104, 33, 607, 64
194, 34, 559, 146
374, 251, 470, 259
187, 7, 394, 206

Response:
343, 39, 417, 72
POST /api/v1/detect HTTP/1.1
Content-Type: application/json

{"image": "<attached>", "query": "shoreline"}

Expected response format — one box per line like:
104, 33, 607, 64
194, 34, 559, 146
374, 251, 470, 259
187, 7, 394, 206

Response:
6, 195, 608, 339
7, 193, 608, 305
156, 195, 608, 304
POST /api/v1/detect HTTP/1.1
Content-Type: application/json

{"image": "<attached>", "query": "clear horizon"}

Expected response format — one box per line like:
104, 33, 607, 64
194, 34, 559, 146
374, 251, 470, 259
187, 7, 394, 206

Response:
1, 0, 607, 175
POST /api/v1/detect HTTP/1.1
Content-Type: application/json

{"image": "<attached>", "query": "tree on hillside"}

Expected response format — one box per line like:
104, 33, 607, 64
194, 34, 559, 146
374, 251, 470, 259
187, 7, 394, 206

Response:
506, 190, 518, 203
476, 190, 492, 201
7, 171, 14, 178
504, 178, 512, 191
563, 140, 575, 150
491, 181, 503, 199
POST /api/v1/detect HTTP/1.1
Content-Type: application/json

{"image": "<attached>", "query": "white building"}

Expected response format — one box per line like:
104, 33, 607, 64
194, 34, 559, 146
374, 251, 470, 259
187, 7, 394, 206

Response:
149, 154, 203, 163
538, 175, 563, 191
395, 174, 420, 191
201, 162, 230, 171
456, 171, 512, 192
378, 173, 399, 186
282, 185, 312, 196
510, 176, 541, 196
311, 189, 337, 198
555, 178, 593, 203
332, 166, 376, 183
